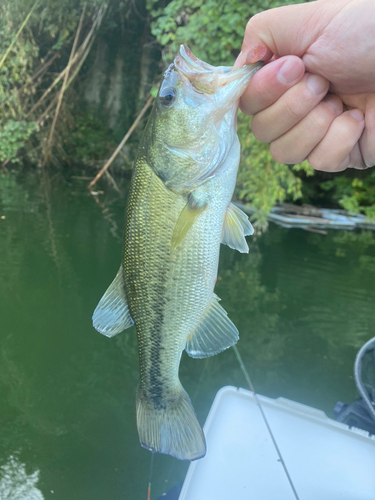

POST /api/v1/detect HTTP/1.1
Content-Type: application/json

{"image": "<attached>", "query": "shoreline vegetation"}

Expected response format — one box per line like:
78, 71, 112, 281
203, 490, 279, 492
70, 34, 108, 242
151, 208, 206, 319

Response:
0, 0, 374, 229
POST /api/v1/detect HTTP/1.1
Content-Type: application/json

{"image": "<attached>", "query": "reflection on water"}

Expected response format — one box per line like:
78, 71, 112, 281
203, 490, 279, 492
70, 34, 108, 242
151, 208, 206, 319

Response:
0, 455, 44, 500
1, 172, 375, 499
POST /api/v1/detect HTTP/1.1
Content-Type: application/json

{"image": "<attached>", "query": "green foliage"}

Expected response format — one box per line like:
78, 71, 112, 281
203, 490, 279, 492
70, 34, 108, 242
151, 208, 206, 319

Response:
236, 113, 314, 228
331, 231, 375, 259
148, 0, 308, 65
0, 2, 58, 164
0, 4, 38, 120
320, 171, 375, 219
0, 120, 37, 163
0, 172, 30, 212
0, 0, 105, 167
67, 110, 116, 165
150, 86, 159, 98
0, 4, 41, 165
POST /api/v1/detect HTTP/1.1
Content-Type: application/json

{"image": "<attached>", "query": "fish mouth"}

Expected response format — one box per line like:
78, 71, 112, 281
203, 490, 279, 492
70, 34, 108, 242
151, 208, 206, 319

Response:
174, 45, 263, 96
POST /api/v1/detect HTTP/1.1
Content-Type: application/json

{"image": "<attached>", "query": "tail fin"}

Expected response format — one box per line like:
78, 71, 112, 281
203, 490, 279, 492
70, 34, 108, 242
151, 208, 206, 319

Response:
136, 384, 206, 461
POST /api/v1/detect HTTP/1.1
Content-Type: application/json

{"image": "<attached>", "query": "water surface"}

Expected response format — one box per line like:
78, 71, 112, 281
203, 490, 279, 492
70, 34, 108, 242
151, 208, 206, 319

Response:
1, 172, 374, 499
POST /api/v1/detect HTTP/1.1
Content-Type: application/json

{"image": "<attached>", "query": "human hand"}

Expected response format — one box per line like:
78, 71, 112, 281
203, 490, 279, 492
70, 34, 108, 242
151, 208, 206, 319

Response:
235, 0, 375, 171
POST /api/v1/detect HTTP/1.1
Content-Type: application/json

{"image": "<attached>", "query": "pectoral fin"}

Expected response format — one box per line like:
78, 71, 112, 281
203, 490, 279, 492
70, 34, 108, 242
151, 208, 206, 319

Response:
185, 294, 239, 358
171, 194, 206, 251
92, 267, 134, 337
221, 202, 253, 253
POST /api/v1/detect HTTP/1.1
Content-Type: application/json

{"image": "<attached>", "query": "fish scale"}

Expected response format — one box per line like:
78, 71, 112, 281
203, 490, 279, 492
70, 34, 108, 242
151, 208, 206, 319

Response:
125, 159, 178, 399
92, 45, 262, 461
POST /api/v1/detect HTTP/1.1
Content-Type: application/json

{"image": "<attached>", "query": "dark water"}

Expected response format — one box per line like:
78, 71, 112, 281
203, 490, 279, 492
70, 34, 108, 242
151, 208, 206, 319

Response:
1, 172, 375, 500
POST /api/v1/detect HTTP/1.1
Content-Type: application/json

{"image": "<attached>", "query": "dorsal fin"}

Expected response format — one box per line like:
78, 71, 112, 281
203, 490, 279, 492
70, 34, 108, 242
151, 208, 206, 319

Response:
185, 294, 239, 358
92, 267, 133, 337
221, 202, 253, 253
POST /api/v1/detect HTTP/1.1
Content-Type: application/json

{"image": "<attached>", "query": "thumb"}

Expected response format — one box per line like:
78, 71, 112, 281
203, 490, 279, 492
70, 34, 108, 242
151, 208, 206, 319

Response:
236, 2, 329, 67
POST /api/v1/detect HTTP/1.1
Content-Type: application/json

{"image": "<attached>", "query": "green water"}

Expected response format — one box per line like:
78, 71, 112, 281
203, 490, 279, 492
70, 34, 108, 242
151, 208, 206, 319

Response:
1, 172, 375, 500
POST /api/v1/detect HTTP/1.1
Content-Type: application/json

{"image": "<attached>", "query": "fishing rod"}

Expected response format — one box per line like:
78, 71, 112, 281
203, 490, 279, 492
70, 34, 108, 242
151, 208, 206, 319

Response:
232, 345, 300, 500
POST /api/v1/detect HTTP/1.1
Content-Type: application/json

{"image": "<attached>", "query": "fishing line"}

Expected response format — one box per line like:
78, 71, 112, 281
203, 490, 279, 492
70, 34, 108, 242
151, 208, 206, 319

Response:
147, 452, 154, 500
232, 345, 300, 500
192, 355, 209, 400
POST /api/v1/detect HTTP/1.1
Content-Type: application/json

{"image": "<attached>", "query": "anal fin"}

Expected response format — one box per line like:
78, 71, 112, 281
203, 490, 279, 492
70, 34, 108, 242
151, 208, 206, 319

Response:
185, 294, 239, 358
221, 202, 253, 253
92, 267, 134, 337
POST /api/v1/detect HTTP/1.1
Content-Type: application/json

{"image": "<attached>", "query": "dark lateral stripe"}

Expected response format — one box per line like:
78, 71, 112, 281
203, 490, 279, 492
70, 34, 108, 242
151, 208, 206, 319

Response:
124, 162, 171, 410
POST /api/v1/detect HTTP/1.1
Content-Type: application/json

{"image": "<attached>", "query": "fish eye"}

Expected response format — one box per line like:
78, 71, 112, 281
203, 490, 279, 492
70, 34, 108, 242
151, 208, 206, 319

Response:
159, 88, 176, 107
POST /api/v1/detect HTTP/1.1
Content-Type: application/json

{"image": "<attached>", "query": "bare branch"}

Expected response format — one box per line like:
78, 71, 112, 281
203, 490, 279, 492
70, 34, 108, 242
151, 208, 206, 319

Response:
42, 3, 87, 166
26, 4, 106, 117
0, 0, 39, 72
88, 95, 154, 190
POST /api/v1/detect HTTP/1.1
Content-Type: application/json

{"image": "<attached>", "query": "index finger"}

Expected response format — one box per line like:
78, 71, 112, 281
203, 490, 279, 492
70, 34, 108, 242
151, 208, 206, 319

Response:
239, 55, 305, 116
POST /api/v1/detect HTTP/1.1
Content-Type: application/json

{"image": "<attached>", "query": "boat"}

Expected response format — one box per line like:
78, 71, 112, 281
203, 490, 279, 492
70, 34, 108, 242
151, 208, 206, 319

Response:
179, 386, 375, 500
156, 339, 375, 500
235, 202, 375, 232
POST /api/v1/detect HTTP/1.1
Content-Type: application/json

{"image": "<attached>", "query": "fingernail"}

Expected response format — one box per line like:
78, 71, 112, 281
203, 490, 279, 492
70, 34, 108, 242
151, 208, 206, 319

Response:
306, 74, 328, 95
246, 42, 269, 64
278, 58, 304, 84
347, 109, 364, 122
324, 95, 342, 114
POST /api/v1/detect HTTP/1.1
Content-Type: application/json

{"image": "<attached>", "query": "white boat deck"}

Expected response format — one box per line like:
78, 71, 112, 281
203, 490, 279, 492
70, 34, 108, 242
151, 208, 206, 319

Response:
179, 386, 375, 500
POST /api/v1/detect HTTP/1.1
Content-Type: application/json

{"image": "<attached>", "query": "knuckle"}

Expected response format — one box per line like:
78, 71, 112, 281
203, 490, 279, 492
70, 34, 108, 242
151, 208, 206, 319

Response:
364, 158, 375, 169
308, 105, 333, 133
250, 117, 270, 143
252, 129, 269, 143
238, 100, 252, 116
307, 153, 330, 172
335, 126, 356, 148
347, 146, 365, 170
260, 79, 281, 107
284, 95, 304, 122
246, 12, 265, 32
334, 157, 350, 171
361, 145, 375, 169
270, 142, 293, 164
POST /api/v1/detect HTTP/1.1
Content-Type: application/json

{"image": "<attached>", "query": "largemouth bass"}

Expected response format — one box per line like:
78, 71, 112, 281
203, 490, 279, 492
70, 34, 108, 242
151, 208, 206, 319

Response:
92, 46, 262, 461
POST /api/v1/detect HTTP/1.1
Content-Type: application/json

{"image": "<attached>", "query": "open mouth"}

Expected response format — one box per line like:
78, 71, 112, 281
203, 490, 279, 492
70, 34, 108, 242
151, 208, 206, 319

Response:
174, 45, 263, 96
